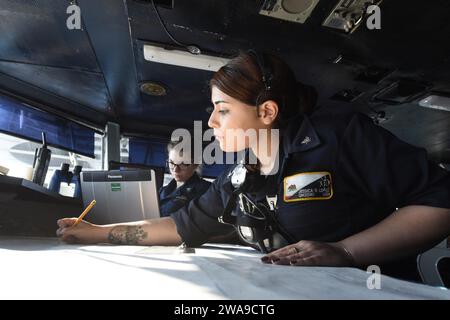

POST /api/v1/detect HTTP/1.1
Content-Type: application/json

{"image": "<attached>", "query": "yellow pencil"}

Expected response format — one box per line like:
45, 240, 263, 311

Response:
72, 199, 96, 227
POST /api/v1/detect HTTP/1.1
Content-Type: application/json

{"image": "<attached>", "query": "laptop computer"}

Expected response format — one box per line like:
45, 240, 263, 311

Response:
80, 169, 160, 225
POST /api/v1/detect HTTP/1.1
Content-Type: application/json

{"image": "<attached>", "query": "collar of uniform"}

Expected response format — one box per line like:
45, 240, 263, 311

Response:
283, 114, 321, 156
220, 115, 322, 192
161, 172, 200, 197
176, 172, 201, 194
184, 172, 201, 189
160, 178, 177, 198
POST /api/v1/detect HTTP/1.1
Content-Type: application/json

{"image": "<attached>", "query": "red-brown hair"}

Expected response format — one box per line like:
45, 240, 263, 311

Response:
210, 51, 316, 125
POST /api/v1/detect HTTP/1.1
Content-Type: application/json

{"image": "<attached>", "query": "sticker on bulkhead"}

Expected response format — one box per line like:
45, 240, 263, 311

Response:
283, 171, 333, 202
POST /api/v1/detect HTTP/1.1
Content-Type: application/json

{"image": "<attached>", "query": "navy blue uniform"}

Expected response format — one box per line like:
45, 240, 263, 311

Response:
159, 173, 211, 217
171, 107, 450, 280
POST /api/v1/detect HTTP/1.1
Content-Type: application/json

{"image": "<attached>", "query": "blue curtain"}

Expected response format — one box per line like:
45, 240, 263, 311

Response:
0, 94, 95, 158
128, 138, 167, 168
128, 137, 232, 178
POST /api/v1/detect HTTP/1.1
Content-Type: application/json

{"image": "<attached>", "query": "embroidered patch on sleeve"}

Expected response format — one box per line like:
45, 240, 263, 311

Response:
283, 171, 333, 202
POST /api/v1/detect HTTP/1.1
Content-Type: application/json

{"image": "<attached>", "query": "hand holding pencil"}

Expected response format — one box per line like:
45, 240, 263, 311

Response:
56, 199, 100, 244
72, 199, 96, 227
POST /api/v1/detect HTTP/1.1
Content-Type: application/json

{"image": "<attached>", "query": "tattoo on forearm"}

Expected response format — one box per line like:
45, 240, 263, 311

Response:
108, 226, 148, 245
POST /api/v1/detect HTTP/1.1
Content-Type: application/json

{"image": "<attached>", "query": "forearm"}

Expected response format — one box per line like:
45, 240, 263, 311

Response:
97, 217, 183, 246
339, 205, 450, 266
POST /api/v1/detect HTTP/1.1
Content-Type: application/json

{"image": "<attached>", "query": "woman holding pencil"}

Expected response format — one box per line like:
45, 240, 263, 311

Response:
57, 51, 450, 282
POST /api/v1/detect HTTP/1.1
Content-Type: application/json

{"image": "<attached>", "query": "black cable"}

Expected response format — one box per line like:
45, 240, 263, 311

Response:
150, 0, 201, 55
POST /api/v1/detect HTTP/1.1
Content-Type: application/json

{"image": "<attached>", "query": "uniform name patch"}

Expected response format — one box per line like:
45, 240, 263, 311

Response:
283, 172, 333, 202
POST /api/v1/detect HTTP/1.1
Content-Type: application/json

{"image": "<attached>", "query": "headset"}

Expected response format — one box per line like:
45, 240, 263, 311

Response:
247, 49, 274, 92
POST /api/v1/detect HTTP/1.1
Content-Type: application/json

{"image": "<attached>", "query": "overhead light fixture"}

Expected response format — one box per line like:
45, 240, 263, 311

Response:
139, 81, 168, 96
143, 45, 229, 72
259, 0, 320, 24
419, 94, 450, 112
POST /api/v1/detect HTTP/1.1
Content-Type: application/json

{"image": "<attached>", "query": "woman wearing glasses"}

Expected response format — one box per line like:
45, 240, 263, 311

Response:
159, 140, 211, 217
57, 51, 449, 282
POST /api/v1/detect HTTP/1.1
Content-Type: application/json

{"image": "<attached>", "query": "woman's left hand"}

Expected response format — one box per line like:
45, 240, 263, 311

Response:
261, 240, 356, 267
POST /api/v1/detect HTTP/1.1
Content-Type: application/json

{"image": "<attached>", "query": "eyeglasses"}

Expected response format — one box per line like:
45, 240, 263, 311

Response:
166, 160, 191, 169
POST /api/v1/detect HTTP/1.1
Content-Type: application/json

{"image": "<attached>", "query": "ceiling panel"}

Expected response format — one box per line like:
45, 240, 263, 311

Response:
0, 0, 100, 71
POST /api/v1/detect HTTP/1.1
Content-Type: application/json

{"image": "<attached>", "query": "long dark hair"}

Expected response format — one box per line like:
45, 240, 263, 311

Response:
210, 51, 317, 126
